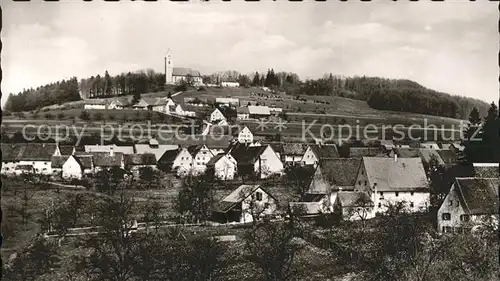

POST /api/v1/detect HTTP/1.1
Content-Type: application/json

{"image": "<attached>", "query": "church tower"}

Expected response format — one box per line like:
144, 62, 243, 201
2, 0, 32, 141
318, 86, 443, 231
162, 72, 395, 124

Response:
165, 50, 173, 85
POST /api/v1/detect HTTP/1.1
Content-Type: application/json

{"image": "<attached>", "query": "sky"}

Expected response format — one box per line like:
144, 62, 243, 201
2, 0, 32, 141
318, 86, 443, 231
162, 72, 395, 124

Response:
2, 1, 498, 106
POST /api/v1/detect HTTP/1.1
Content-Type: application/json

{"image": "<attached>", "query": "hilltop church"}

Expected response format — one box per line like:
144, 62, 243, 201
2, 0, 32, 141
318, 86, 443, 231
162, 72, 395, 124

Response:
165, 51, 203, 86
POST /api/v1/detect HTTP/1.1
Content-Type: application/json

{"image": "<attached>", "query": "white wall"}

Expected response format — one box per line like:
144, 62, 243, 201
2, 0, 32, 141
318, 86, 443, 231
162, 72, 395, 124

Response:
84, 104, 106, 110
172, 149, 193, 176
241, 187, 277, 223
193, 146, 214, 174
375, 190, 429, 213
254, 146, 283, 179
19, 160, 52, 175
301, 146, 319, 166
437, 185, 467, 233
1, 161, 17, 175
62, 157, 83, 180
210, 109, 226, 122
238, 127, 253, 143
214, 157, 236, 180
237, 113, 249, 120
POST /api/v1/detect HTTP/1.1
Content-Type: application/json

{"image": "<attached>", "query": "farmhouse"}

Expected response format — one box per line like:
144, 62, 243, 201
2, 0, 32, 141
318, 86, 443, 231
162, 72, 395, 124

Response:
437, 177, 499, 234
134, 139, 178, 161
206, 153, 237, 180
1, 143, 26, 175
108, 99, 128, 110
354, 157, 429, 214
60, 155, 94, 180
305, 158, 362, 210
212, 185, 277, 223
51, 155, 70, 177
281, 143, 308, 165
301, 144, 340, 166
158, 148, 193, 176
84, 99, 108, 110
133, 97, 157, 110
123, 153, 157, 177
188, 144, 215, 174
1, 143, 58, 176
231, 144, 283, 179
236, 107, 250, 120
210, 108, 226, 122
90, 151, 125, 172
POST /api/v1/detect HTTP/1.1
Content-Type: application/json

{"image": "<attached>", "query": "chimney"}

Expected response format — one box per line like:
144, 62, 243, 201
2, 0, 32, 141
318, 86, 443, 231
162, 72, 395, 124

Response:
110, 146, 114, 157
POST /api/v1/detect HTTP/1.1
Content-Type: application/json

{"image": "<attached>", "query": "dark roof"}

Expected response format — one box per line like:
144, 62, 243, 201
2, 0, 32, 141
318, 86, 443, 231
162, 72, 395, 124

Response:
90, 152, 123, 167
206, 153, 227, 166
419, 149, 445, 165
237, 107, 250, 114
1, 143, 26, 161
158, 149, 181, 165
436, 149, 458, 165
455, 178, 499, 215
58, 146, 75, 155
282, 143, 307, 156
123, 154, 157, 166
51, 155, 70, 168
172, 67, 201, 77
473, 166, 499, 178
74, 155, 93, 169
308, 158, 362, 194
230, 144, 267, 165
214, 185, 275, 213
363, 157, 428, 192
19, 143, 57, 161
157, 135, 232, 149
187, 145, 204, 157
310, 144, 340, 159
349, 147, 384, 158
393, 148, 421, 158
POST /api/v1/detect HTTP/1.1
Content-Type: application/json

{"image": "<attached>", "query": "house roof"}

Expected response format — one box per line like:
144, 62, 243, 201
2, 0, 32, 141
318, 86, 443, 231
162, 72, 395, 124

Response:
230, 144, 268, 165
4, 143, 58, 161
236, 107, 250, 114
436, 149, 458, 165
157, 135, 232, 149
310, 144, 340, 159
455, 177, 499, 215
420, 142, 440, 149
85, 99, 108, 105
90, 152, 123, 167
172, 67, 201, 77
123, 153, 157, 166
473, 163, 499, 178
58, 145, 75, 156
187, 145, 206, 157
206, 153, 227, 166
1, 143, 27, 161
214, 185, 275, 213
84, 145, 135, 155
419, 149, 445, 165
363, 157, 428, 192
74, 155, 93, 169
110, 99, 126, 106
349, 147, 385, 158
134, 144, 178, 161
282, 143, 308, 156
158, 149, 182, 165
308, 158, 362, 194
51, 155, 70, 168
336, 191, 374, 207
247, 105, 271, 115
289, 202, 324, 215
393, 148, 421, 158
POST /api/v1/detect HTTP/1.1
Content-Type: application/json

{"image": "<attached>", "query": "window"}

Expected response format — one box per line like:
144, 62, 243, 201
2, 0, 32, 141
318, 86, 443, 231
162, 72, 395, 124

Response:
395, 192, 399, 197
379, 192, 384, 196
449, 200, 453, 206
410, 202, 414, 208
364, 181, 367, 186
443, 226, 453, 233
460, 215, 470, 222
255, 192, 263, 201
442, 213, 451, 220
410, 192, 414, 196
457, 201, 460, 206
378, 203, 382, 208
358, 180, 361, 185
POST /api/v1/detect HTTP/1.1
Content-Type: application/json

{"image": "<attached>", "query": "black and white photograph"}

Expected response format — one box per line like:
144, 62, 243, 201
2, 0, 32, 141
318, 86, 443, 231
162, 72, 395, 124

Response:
1, 1, 499, 280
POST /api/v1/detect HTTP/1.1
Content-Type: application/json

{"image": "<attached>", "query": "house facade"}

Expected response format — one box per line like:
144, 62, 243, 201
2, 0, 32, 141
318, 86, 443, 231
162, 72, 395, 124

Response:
84, 100, 108, 110
189, 145, 215, 174
238, 126, 254, 144
207, 154, 237, 180
437, 177, 499, 234
212, 185, 277, 223
236, 107, 250, 120
61, 155, 88, 180
123, 154, 157, 178
171, 148, 194, 176
301, 145, 319, 166
332, 191, 375, 221
221, 82, 240, 87
210, 108, 226, 122
354, 157, 430, 214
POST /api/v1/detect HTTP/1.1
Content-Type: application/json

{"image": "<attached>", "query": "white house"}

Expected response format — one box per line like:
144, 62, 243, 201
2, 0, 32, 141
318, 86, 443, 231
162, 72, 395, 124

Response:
188, 145, 215, 174
237, 126, 254, 144
158, 148, 194, 176
206, 153, 237, 180
212, 185, 278, 223
236, 107, 250, 120
173, 104, 196, 117
221, 81, 240, 88
2, 143, 58, 176
301, 144, 339, 167
437, 177, 499, 234
354, 157, 430, 214
84, 99, 108, 110
108, 100, 127, 110
248, 105, 271, 119
231, 144, 283, 179
61, 155, 93, 180
210, 108, 227, 123
281, 143, 307, 165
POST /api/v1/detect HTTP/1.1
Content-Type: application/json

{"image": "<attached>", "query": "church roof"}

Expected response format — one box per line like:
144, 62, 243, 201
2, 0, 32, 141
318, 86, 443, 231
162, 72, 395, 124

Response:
172, 67, 201, 77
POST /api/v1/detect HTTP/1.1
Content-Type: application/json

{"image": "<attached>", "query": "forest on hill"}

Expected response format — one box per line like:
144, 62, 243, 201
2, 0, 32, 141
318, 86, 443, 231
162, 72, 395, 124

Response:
3, 68, 491, 120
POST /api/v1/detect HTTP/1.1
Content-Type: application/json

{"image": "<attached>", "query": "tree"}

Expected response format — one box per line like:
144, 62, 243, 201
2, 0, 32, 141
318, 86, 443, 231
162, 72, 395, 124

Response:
4, 237, 60, 281
93, 167, 125, 195
252, 72, 261, 86
244, 209, 303, 281
282, 165, 315, 200
177, 174, 214, 223
139, 166, 160, 189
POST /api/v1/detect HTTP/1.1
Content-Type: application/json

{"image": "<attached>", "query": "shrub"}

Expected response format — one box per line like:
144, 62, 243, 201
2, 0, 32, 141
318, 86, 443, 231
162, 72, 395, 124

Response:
44, 113, 53, 119
57, 112, 65, 119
